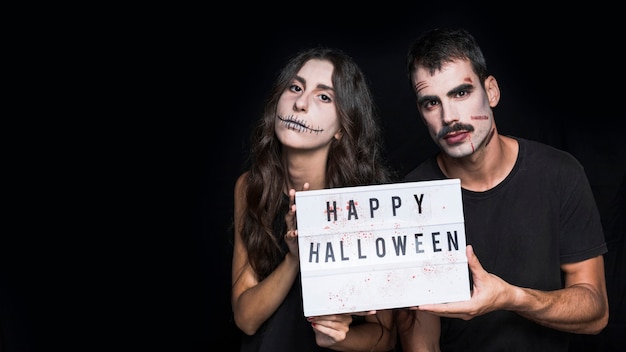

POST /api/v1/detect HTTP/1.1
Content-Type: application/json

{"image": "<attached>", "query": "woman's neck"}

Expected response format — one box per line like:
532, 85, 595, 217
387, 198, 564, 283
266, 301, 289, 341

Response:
284, 148, 328, 191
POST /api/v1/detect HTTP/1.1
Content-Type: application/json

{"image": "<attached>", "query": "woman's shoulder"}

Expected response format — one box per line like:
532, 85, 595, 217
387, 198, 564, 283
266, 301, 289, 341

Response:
235, 171, 250, 197
236, 171, 250, 186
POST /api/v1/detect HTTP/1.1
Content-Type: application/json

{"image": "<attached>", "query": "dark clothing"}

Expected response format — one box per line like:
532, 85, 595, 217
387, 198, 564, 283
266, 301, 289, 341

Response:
239, 195, 335, 352
403, 137, 607, 352
239, 272, 333, 352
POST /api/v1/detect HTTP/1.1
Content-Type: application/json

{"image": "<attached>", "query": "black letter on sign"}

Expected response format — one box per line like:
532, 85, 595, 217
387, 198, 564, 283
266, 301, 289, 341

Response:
392, 235, 407, 255
413, 194, 424, 214
357, 239, 367, 259
340, 241, 349, 260
375, 238, 386, 257
392, 196, 401, 216
348, 200, 358, 220
326, 201, 337, 221
369, 198, 379, 218
432, 232, 442, 252
309, 242, 320, 263
325, 242, 336, 262
414, 233, 424, 253
447, 231, 459, 251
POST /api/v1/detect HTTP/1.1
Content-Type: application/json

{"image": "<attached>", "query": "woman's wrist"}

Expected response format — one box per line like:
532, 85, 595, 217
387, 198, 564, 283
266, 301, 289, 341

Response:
285, 251, 299, 265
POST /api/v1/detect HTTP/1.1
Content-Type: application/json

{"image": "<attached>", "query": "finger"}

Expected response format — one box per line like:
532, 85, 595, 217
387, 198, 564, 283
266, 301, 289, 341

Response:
309, 314, 350, 323
289, 188, 296, 205
417, 302, 449, 312
351, 310, 376, 316
466, 245, 486, 277
285, 189, 297, 226
309, 314, 336, 322
310, 321, 338, 340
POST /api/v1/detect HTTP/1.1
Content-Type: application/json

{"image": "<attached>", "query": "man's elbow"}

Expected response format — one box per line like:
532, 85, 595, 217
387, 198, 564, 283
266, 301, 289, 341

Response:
588, 310, 609, 335
579, 305, 609, 335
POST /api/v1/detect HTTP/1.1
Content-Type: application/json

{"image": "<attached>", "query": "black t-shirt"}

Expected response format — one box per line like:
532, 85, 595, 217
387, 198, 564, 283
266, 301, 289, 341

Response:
403, 137, 607, 352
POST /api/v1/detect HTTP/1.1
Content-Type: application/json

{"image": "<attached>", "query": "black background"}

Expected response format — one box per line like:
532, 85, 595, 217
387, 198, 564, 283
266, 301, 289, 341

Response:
1, 3, 625, 351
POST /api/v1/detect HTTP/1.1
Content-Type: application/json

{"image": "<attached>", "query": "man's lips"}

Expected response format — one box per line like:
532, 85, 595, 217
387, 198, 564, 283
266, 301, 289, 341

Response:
443, 131, 469, 144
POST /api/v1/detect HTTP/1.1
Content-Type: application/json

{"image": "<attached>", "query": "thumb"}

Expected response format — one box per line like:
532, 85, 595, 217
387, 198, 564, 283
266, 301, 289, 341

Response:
466, 245, 486, 278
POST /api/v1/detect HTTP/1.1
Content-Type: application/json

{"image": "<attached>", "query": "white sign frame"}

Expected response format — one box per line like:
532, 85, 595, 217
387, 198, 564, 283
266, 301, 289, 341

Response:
296, 179, 470, 316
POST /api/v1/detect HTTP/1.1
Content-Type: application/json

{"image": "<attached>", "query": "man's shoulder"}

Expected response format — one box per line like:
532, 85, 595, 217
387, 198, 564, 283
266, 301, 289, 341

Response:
403, 156, 442, 181
511, 137, 588, 187
516, 137, 581, 167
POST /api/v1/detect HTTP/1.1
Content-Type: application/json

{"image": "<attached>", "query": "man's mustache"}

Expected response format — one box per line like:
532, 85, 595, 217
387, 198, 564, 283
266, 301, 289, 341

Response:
436, 123, 474, 139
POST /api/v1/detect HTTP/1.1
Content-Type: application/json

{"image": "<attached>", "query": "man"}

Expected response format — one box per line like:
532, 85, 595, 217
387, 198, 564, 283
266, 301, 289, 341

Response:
396, 27, 609, 351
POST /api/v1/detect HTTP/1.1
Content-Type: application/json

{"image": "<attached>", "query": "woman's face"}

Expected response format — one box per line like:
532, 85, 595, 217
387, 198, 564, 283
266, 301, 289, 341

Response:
275, 59, 342, 150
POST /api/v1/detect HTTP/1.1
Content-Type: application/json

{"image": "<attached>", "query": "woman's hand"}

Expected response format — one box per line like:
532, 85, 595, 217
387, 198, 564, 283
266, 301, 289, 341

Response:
307, 313, 356, 347
284, 182, 310, 257
308, 311, 394, 350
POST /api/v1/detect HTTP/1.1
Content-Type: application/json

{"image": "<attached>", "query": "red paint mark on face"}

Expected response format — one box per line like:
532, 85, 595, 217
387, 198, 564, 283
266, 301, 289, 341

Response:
485, 127, 495, 147
470, 115, 488, 120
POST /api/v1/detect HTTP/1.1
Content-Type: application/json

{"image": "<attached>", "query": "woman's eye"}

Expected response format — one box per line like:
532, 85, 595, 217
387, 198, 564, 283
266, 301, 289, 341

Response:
319, 94, 332, 102
289, 84, 302, 92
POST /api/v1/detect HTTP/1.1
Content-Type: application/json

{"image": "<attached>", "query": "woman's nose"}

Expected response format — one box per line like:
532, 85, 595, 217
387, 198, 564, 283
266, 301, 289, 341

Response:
294, 94, 308, 112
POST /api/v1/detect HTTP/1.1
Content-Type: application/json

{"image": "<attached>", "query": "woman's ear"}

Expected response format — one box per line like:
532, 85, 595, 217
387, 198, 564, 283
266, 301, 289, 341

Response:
485, 75, 500, 108
334, 130, 343, 140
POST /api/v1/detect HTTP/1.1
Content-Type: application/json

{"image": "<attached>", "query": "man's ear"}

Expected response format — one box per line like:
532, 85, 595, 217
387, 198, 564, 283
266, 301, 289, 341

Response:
485, 75, 500, 107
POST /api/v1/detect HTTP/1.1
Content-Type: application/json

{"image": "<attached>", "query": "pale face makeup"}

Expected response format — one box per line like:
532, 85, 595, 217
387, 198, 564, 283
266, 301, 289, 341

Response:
275, 59, 342, 150
412, 60, 494, 158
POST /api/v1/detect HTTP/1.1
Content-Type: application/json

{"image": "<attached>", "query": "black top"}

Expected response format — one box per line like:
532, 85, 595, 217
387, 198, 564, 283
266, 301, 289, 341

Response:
403, 137, 607, 352
239, 195, 336, 352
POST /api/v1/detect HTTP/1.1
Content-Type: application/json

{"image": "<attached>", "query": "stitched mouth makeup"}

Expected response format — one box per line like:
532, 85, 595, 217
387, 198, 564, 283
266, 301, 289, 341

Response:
277, 114, 324, 134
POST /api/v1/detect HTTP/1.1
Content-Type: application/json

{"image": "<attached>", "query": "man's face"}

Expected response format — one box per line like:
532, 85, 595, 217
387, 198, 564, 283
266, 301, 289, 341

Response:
412, 59, 495, 158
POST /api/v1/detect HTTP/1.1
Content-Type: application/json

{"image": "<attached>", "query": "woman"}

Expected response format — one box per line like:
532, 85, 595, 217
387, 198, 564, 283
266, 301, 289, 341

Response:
231, 47, 397, 352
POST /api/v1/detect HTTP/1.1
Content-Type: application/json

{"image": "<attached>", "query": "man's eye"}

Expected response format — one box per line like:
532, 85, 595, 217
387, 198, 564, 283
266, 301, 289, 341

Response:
424, 101, 438, 109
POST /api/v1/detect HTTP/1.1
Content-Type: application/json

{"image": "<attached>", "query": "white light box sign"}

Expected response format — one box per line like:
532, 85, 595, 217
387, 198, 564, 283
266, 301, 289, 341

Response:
295, 179, 470, 316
